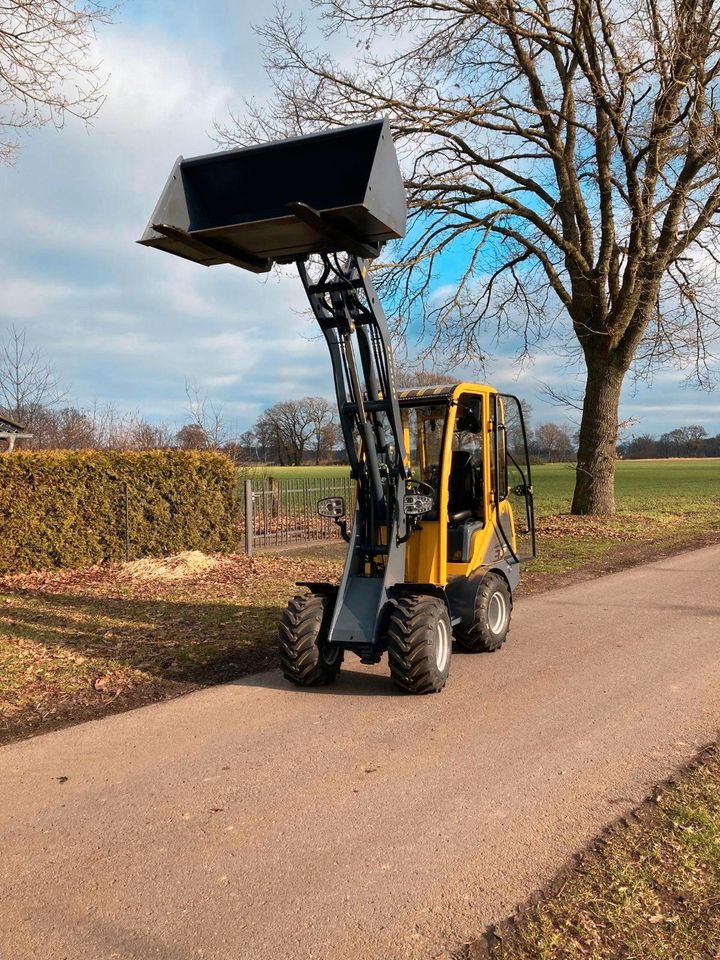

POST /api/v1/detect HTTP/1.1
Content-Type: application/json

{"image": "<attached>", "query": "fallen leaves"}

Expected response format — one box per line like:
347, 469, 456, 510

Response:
0, 550, 343, 604
536, 513, 655, 540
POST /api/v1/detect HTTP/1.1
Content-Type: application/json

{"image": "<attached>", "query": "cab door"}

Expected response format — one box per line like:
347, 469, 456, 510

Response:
495, 393, 536, 561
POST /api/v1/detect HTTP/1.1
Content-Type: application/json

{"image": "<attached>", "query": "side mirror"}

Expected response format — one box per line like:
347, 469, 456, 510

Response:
317, 496, 346, 519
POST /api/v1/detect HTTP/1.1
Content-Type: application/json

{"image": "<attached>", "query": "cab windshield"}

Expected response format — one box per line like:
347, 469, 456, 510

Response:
404, 403, 446, 492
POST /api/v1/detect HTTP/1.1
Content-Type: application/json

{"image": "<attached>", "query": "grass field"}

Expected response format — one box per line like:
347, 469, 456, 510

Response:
239, 464, 350, 481
241, 460, 720, 580
241, 459, 720, 513
534, 458, 720, 513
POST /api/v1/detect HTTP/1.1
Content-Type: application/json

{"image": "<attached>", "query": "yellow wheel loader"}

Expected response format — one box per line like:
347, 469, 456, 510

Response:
140, 118, 536, 694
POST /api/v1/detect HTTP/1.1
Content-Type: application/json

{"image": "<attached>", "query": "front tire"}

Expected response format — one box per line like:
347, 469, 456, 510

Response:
278, 592, 343, 686
387, 594, 452, 694
455, 573, 512, 653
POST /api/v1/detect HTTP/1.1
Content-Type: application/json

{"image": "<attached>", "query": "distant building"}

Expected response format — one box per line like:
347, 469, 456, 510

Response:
0, 414, 33, 452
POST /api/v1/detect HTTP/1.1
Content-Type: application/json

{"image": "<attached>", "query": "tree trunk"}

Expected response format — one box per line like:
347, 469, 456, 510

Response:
571, 362, 624, 515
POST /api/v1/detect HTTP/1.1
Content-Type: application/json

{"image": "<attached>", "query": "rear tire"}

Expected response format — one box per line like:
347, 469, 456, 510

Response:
278, 592, 343, 686
455, 573, 511, 653
386, 594, 452, 694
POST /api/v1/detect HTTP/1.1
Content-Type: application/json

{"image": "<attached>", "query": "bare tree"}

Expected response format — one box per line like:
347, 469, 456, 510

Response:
131, 419, 171, 450
0, 1, 115, 162
622, 432, 660, 458
28, 404, 93, 448
253, 408, 284, 463
316, 421, 342, 462
622, 425, 718, 456
254, 397, 339, 465
506, 396, 533, 456
220, 429, 262, 464
393, 363, 461, 388
532, 422, 576, 462
221, 0, 720, 514
239, 428, 260, 461
176, 423, 210, 450
304, 395, 337, 463
21, 399, 172, 450
256, 400, 316, 465
184, 379, 227, 448
87, 400, 133, 449
83, 401, 170, 450
0, 324, 66, 428
660, 423, 708, 455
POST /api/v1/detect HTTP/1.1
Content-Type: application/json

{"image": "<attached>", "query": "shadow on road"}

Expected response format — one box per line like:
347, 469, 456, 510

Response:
0, 588, 408, 705
0, 590, 282, 685
239, 662, 403, 697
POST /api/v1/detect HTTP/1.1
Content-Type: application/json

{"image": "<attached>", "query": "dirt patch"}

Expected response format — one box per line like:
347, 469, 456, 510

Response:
536, 512, 651, 539
0, 550, 341, 746
1, 551, 337, 601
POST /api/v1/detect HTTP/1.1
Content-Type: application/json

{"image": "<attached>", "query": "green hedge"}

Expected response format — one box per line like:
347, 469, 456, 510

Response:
0, 450, 240, 574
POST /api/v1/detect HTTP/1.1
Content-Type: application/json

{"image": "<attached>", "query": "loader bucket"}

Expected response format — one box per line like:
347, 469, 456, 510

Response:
138, 118, 406, 272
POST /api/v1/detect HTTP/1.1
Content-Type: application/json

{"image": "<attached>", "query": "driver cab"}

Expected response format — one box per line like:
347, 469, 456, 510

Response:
399, 384, 494, 581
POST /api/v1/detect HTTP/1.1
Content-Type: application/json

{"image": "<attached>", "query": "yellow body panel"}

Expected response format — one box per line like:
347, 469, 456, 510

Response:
404, 520, 443, 584
446, 500, 515, 576
403, 382, 516, 586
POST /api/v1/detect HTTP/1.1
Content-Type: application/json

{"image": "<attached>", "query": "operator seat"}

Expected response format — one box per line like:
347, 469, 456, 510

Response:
447, 449, 485, 563
448, 450, 476, 524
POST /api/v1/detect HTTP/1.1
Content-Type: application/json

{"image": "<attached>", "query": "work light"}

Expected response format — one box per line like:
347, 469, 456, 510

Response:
317, 497, 346, 519
404, 494, 433, 516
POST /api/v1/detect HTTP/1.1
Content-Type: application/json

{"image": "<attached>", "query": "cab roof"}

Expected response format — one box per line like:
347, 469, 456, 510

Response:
396, 383, 492, 406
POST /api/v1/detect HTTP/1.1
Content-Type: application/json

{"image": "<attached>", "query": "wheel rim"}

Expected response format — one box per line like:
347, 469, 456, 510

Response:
488, 591, 507, 635
321, 642, 341, 666
435, 617, 450, 673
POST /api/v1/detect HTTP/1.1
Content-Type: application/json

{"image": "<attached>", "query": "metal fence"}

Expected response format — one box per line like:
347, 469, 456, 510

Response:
242, 477, 354, 553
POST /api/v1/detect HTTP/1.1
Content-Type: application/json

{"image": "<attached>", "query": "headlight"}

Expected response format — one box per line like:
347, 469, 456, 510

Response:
317, 496, 346, 519
404, 494, 433, 516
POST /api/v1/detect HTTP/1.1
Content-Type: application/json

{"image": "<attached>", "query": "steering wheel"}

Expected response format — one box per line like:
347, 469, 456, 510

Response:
406, 479, 434, 498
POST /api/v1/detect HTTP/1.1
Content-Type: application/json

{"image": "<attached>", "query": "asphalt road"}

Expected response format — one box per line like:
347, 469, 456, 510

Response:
2, 545, 719, 960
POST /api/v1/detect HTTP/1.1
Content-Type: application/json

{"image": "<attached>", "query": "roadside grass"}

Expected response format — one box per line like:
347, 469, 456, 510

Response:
475, 746, 720, 960
0, 459, 718, 745
526, 460, 720, 582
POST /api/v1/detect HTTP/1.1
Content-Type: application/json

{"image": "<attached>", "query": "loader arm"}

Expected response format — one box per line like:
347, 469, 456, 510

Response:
296, 253, 418, 656
298, 253, 409, 527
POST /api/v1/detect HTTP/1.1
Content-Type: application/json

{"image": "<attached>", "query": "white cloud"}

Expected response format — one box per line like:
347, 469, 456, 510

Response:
0, 7, 340, 431
2, 278, 78, 319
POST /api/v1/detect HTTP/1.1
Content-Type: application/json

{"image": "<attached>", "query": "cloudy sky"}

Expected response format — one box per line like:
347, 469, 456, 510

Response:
1, 0, 718, 440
